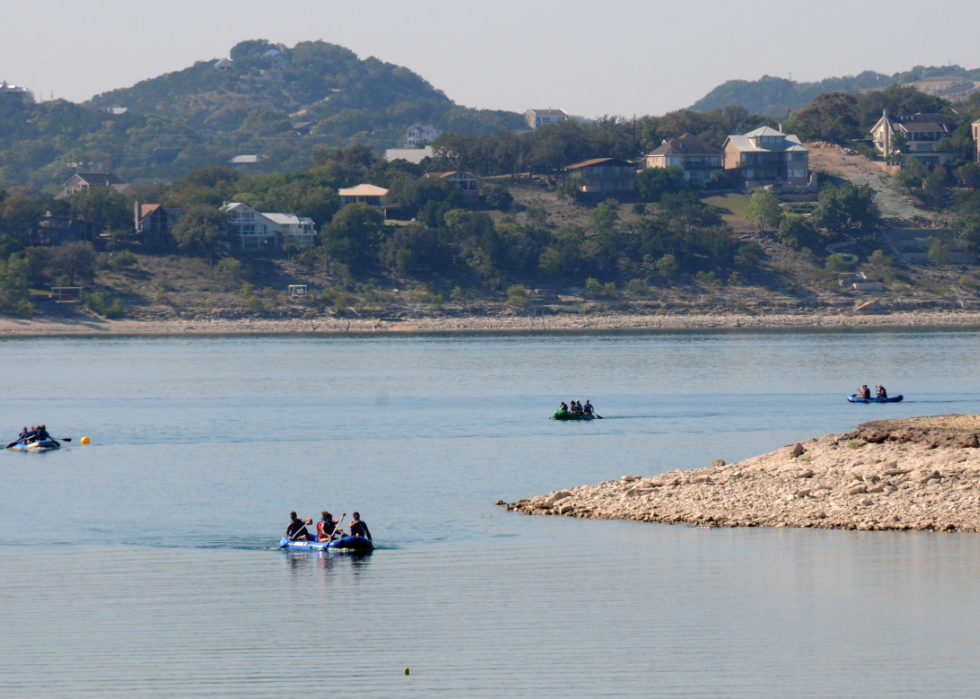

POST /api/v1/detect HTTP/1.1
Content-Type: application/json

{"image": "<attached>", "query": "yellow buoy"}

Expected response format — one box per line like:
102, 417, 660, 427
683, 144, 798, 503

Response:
404, 668, 410, 676
81, 436, 91, 445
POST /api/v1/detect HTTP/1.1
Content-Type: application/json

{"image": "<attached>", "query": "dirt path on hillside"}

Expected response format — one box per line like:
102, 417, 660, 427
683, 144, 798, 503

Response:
807, 146, 938, 222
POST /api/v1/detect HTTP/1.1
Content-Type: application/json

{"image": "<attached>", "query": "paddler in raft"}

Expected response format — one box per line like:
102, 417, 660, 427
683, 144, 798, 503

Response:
877, 385, 888, 399
859, 385, 871, 400
286, 511, 315, 541
583, 400, 595, 416
558, 401, 569, 412
349, 512, 372, 542
317, 511, 345, 542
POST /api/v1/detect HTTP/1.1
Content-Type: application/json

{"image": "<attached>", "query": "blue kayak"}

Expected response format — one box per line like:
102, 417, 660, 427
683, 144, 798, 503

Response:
847, 394, 903, 403
7, 438, 60, 451
279, 535, 374, 552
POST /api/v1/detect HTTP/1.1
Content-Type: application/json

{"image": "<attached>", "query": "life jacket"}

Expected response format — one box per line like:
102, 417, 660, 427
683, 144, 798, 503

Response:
317, 520, 335, 538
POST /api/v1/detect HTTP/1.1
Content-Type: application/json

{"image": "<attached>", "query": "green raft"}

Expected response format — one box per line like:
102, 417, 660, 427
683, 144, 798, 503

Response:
551, 409, 595, 421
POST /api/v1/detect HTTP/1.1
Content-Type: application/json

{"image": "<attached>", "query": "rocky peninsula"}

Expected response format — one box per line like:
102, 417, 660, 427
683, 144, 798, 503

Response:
503, 415, 980, 532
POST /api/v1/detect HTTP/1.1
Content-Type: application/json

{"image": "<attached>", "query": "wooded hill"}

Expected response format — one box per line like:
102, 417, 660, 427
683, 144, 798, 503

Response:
0, 40, 525, 194
692, 65, 980, 118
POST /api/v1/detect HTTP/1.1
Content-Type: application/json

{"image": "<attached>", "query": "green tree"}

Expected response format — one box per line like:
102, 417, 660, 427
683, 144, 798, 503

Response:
483, 184, 513, 211
322, 203, 386, 271
636, 166, 685, 202
745, 188, 784, 230
812, 182, 879, 234
777, 214, 821, 250
171, 207, 231, 264
67, 187, 132, 231
894, 157, 926, 191
654, 253, 679, 279
237, 108, 291, 137
824, 253, 851, 272
0, 253, 33, 317
928, 235, 952, 267
49, 241, 97, 285
956, 163, 980, 190
587, 202, 619, 234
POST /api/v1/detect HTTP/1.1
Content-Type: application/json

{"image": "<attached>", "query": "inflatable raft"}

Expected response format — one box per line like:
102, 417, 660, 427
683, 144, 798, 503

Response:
847, 394, 904, 403
7, 438, 60, 451
551, 409, 595, 421
279, 535, 374, 552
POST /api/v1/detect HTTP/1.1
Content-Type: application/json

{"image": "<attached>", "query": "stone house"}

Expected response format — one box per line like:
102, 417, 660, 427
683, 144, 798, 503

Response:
644, 133, 724, 184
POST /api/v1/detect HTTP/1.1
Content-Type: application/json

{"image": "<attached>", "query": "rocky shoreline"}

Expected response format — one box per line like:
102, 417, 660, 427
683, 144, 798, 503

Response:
503, 415, 980, 532
2, 310, 980, 337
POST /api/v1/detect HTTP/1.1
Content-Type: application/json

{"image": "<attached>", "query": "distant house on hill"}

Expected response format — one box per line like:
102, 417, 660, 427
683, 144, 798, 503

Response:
33, 213, 101, 246
0, 81, 33, 99
644, 133, 724, 184
214, 58, 233, 71
870, 111, 953, 164
385, 146, 434, 164
722, 126, 809, 189
134, 202, 182, 247
561, 158, 635, 195
526, 108, 568, 129
262, 213, 317, 247
55, 173, 137, 200
289, 121, 316, 135
423, 171, 481, 203
228, 154, 268, 165
338, 184, 389, 208
406, 125, 438, 147
974, 118, 980, 162
221, 202, 315, 251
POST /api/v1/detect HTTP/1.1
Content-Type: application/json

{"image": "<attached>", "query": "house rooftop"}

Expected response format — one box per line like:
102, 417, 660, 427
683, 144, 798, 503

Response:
898, 121, 949, 133
646, 133, 723, 157
423, 171, 477, 179
725, 134, 807, 153
744, 126, 786, 138
565, 157, 631, 170
263, 213, 313, 225
338, 184, 389, 197
530, 108, 568, 116
71, 173, 124, 185
228, 154, 266, 164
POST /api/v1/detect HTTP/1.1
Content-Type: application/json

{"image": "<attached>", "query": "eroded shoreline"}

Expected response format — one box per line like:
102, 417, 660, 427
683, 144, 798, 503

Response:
3, 310, 980, 337
503, 416, 980, 532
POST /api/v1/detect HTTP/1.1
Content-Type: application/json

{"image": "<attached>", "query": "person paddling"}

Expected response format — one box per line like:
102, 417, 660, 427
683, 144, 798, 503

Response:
583, 400, 594, 416
317, 511, 345, 542
859, 385, 871, 400
286, 511, 314, 541
349, 512, 372, 542
558, 401, 568, 412
16, 427, 28, 445
877, 385, 888, 399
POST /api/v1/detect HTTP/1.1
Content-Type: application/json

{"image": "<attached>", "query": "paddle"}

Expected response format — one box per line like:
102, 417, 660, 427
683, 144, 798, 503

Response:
288, 518, 314, 542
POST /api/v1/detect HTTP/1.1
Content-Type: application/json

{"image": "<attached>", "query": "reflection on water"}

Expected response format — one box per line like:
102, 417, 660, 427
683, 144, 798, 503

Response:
2, 331, 980, 697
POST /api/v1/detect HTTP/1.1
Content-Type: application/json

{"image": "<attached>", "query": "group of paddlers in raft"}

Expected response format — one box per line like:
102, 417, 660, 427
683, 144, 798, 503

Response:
858, 385, 889, 399
12, 425, 52, 446
285, 510, 372, 543
558, 400, 595, 416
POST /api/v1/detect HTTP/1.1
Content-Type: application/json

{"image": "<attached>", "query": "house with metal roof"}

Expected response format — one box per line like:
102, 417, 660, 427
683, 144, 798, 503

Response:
644, 133, 724, 184
562, 158, 636, 195
338, 184, 389, 208
722, 126, 809, 189
263, 213, 317, 247
526, 108, 568, 129
870, 111, 952, 164
55, 173, 138, 200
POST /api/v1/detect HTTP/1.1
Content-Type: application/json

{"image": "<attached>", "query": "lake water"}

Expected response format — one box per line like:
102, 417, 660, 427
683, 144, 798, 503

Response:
2, 329, 980, 697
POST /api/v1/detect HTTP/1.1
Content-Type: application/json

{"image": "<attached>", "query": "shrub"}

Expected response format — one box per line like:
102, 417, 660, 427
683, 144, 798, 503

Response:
867, 249, 893, 268
627, 278, 648, 295
928, 236, 952, 267
824, 254, 851, 272
728, 271, 744, 286
505, 284, 526, 308
245, 295, 264, 313
584, 277, 604, 298
104, 298, 124, 319
109, 250, 138, 269
213, 258, 245, 286
483, 184, 513, 211
745, 188, 784, 230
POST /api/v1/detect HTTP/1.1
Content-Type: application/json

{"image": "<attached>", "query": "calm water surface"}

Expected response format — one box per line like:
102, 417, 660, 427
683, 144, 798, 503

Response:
2, 330, 980, 697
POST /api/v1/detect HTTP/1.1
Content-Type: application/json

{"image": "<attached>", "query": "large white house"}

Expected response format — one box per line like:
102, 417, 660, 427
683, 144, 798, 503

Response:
222, 203, 315, 251
406, 125, 438, 147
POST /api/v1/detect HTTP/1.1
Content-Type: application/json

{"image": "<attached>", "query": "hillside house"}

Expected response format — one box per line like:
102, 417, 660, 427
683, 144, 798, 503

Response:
55, 173, 137, 200
644, 133, 724, 184
33, 214, 101, 246
214, 58, 233, 71
526, 108, 568, 129
134, 203, 182, 247
222, 203, 281, 251
722, 126, 809, 189
406, 125, 438, 147
423, 171, 481, 203
0, 81, 33, 99
562, 158, 636, 195
973, 118, 980, 162
263, 213, 317, 247
870, 111, 952, 164
338, 184, 389, 208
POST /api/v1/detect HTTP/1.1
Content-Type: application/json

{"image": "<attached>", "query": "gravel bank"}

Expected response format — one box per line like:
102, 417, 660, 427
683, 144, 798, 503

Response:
3, 310, 980, 337
503, 415, 980, 532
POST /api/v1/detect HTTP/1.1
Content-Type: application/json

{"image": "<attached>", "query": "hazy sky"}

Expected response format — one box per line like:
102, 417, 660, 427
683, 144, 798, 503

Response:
3, 0, 979, 116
